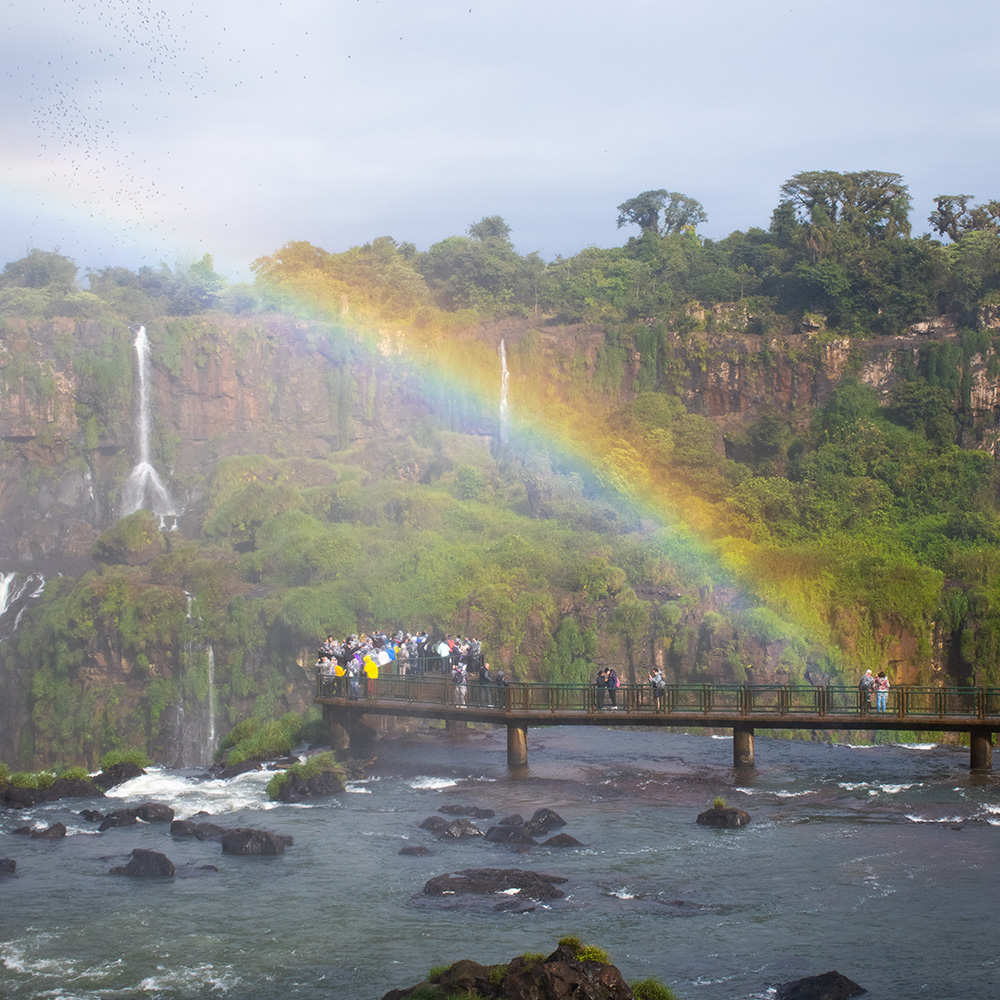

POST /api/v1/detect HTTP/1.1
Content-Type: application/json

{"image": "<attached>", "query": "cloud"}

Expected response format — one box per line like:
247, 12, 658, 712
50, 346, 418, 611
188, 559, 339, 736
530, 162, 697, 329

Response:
2, 0, 1000, 279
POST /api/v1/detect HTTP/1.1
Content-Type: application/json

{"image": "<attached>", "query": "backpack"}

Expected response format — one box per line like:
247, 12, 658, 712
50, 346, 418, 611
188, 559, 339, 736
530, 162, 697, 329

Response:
452, 667, 463, 684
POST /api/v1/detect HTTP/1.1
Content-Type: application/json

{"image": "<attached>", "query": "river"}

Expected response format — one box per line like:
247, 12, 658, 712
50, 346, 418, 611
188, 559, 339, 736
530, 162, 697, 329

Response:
1, 725, 998, 999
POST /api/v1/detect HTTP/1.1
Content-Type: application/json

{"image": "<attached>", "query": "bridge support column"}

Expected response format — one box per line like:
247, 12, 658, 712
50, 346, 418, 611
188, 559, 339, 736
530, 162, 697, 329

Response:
733, 724, 755, 768
507, 724, 528, 767
970, 727, 993, 770
323, 705, 351, 752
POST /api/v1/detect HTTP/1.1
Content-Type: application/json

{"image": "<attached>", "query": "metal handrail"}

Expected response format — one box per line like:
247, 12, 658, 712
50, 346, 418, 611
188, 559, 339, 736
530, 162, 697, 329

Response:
315, 673, 1000, 722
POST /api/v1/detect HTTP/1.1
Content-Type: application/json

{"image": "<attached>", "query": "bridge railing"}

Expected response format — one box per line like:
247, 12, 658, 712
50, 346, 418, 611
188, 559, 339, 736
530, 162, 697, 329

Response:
315, 673, 1000, 721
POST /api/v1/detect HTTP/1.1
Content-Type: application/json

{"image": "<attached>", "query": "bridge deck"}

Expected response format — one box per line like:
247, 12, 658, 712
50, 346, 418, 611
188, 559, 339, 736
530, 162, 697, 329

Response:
316, 675, 1000, 735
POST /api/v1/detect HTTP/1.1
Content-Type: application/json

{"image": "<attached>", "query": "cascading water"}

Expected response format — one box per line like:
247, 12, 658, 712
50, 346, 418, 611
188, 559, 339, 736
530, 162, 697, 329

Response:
119, 326, 180, 525
0, 571, 45, 643
499, 338, 510, 445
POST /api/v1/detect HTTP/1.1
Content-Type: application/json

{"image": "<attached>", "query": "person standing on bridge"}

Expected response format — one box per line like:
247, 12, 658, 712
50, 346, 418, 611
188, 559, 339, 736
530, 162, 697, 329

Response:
874, 671, 890, 713
595, 667, 609, 709
859, 669, 875, 713
648, 668, 665, 708
606, 667, 620, 709
453, 662, 467, 706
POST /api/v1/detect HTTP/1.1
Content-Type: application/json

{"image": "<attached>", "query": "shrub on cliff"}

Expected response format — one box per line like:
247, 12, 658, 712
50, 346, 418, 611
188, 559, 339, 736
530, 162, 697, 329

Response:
92, 511, 167, 566
219, 712, 304, 765
99, 749, 151, 771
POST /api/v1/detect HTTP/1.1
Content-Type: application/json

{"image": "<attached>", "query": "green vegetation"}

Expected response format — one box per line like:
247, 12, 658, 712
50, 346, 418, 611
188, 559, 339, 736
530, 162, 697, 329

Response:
712, 796, 727, 809
630, 976, 680, 1000
100, 750, 150, 770
265, 751, 344, 799
3, 169, 1000, 768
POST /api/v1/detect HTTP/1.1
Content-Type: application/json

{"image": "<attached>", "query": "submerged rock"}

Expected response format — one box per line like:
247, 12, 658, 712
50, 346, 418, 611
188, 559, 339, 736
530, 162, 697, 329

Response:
542, 833, 584, 847
696, 805, 751, 828
0, 858, 16, 876
775, 970, 867, 1000
438, 804, 496, 818
399, 845, 430, 856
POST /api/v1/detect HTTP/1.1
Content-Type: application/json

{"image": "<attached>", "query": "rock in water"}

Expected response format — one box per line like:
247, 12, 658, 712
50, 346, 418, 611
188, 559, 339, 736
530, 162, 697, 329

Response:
221, 828, 286, 856
696, 805, 751, 827
381, 941, 632, 1000
31, 822, 67, 839
775, 970, 867, 1000
274, 769, 346, 802
92, 761, 145, 791
111, 848, 175, 878
0, 858, 16, 876
422, 868, 567, 901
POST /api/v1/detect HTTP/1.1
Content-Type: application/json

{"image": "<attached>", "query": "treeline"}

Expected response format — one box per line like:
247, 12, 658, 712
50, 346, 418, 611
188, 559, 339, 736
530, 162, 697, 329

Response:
3, 169, 999, 334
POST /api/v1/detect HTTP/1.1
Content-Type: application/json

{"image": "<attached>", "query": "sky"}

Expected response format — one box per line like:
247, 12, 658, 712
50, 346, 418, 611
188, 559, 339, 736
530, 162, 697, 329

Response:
3, 0, 1000, 282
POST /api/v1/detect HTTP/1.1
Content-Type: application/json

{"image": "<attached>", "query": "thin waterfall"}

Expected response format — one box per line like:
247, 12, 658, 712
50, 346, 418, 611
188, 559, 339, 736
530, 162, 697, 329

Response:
206, 643, 216, 756
499, 338, 510, 445
0, 571, 45, 643
120, 326, 180, 523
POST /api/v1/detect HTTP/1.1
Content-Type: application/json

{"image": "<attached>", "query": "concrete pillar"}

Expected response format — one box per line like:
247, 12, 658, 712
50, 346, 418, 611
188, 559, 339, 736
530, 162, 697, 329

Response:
323, 705, 351, 751
507, 724, 528, 767
733, 724, 755, 768
970, 728, 993, 770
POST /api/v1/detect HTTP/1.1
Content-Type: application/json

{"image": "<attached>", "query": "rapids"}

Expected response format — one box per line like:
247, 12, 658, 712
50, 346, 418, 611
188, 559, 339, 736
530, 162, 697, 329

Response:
1, 726, 997, 999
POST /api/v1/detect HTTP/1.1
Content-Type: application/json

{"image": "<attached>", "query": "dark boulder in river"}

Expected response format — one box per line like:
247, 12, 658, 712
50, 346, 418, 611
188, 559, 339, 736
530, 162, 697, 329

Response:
522, 807, 567, 836
484, 824, 537, 845
696, 805, 751, 828
422, 868, 567, 903
0, 858, 15, 876
222, 828, 286, 856
135, 802, 175, 823
775, 970, 867, 999
31, 822, 67, 839
542, 832, 584, 847
273, 769, 346, 802
437, 818, 485, 839
111, 848, 175, 878
92, 762, 145, 791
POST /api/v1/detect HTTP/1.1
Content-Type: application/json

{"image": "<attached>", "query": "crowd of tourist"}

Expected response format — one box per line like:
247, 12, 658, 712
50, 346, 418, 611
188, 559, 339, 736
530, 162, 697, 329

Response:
315, 630, 498, 701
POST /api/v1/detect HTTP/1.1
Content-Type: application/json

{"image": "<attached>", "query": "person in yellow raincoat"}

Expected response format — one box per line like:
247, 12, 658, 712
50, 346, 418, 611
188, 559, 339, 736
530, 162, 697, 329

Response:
362, 651, 379, 697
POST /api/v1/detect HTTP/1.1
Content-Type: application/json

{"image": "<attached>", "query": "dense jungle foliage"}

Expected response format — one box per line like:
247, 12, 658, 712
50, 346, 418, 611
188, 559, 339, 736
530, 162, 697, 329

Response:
3, 168, 1000, 767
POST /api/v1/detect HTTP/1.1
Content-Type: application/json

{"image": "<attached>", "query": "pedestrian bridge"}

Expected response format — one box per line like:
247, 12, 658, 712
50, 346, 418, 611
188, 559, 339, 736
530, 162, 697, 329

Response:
315, 675, 999, 770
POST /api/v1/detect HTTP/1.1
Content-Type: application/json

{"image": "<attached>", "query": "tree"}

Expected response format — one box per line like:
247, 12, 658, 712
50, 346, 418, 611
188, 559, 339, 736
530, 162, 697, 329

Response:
929, 195, 1000, 241
468, 215, 512, 241
778, 170, 911, 241
616, 190, 707, 236
1, 249, 78, 289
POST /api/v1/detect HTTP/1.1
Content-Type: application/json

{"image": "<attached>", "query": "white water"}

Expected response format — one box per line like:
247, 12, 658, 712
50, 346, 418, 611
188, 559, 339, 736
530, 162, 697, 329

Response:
499, 338, 510, 445
0, 571, 45, 643
207, 644, 216, 753
119, 326, 180, 522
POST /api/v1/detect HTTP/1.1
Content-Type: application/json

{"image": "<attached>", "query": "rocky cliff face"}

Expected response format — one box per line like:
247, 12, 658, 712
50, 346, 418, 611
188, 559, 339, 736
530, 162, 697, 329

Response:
0, 310, 995, 765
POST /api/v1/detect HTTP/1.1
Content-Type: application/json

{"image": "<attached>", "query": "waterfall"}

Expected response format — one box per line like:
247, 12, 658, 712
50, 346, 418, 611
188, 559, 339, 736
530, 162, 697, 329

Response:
120, 326, 180, 524
499, 338, 511, 445
206, 643, 216, 755
0, 571, 45, 644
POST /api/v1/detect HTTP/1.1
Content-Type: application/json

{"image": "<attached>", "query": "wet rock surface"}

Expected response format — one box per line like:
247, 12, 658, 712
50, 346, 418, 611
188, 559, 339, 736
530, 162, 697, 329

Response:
775, 970, 867, 1000
696, 805, 751, 827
